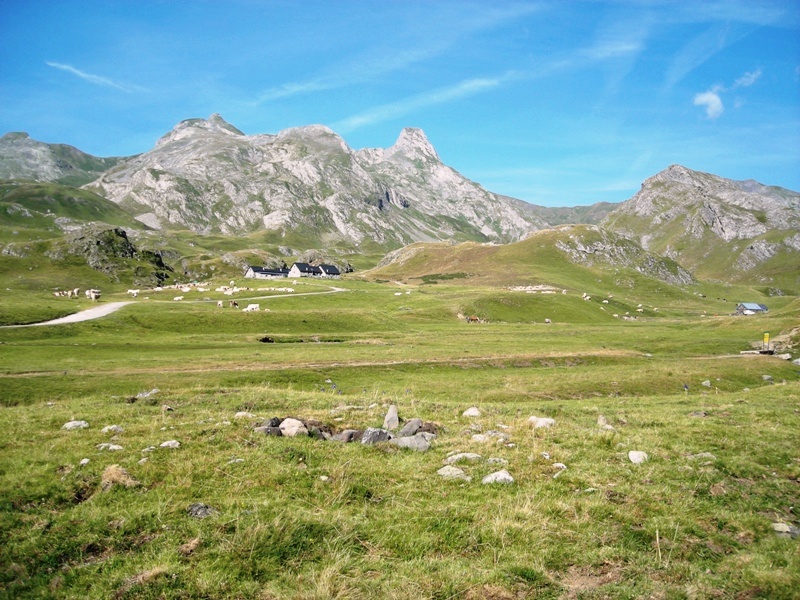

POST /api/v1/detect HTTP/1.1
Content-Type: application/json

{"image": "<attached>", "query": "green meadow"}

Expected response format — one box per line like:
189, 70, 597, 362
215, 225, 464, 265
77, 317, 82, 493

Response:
1, 275, 798, 599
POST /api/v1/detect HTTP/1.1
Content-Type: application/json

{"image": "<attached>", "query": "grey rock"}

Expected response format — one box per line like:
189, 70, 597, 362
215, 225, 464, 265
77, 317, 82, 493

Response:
101, 425, 124, 434
487, 457, 508, 465
762, 374, 774, 382
397, 418, 422, 437
361, 428, 391, 445
97, 443, 124, 451
79, 458, 90, 466
160, 440, 180, 448
482, 469, 515, 484
701, 380, 712, 387
279, 418, 308, 437
331, 429, 360, 442
187, 503, 216, 519
383, 405, 399, 430
62, 420, 89, 431
389, 433, 431, 452
772, 522, 800, 539
443, 452, 482, 465
776, 353, 792, 360
690, 411, 709, 417
792, 358, 800, 366
462, 407, 481, 417
136, 388, 160, 399
253, 426, 282, 436
437, 465, 471, 482
628, 450, 648, 464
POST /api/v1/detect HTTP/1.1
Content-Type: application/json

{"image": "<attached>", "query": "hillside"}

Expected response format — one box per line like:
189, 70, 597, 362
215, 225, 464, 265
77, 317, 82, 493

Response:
603, 165, 800, 291
0, 133, 124, 186
82, 115, 546, 247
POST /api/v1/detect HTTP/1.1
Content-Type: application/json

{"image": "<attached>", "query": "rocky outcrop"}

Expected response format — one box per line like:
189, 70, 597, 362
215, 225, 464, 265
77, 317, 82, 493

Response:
83, 115, 545, 246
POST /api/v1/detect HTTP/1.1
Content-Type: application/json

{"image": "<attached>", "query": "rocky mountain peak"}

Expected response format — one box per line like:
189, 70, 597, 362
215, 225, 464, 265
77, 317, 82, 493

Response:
385, 127, 439, 162
156, 114, 244, 147
1, 132, 31, 142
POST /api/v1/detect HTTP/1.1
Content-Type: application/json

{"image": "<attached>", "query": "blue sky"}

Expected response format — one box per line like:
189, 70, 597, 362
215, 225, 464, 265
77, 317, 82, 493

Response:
1, 0, 798, 206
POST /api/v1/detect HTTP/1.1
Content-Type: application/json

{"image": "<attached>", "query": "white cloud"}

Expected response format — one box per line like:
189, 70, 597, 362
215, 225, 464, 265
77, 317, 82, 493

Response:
46, 61, 141, 92
733, 67, 762, 88
693, 89, 724, 119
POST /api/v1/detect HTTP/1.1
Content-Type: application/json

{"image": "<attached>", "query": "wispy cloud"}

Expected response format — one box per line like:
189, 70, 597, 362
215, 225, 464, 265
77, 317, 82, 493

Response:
693, 67, 762, 120
255, 3, 543, 104
46, 61, 142, 93
333, 76, 509, 132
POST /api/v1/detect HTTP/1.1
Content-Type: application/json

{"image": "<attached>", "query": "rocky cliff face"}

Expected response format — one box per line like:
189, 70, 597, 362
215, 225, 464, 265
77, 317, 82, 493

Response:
0, 132, 123, 186
84, 115, 545, 246
602, 165, 800, 284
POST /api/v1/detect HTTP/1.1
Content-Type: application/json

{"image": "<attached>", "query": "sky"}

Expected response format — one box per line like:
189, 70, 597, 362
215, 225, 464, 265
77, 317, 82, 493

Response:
1, 0, 798, 206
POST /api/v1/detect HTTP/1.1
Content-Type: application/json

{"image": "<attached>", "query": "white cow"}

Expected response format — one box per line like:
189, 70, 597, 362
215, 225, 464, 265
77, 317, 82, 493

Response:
127, 289, 140, 296
217, 301, 224, 308
243, 304, 260, 312
173, 296, 184, 301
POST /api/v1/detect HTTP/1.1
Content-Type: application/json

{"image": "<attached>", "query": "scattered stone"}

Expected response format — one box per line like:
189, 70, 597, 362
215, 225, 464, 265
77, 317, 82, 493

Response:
528, 416, 556, 429
417, 421, 439, 435
541, 452, 551, 460
762, 375, 774, 382
253, 426, 282, 436
597, 415, 609, 427
776, 353, 792, 360
553, 462, 567, 470
471, 434, 488, 443
792, 359, 800, 366
487, 457, 508, 465
101, 425, 124, 434
482, 470, 514, 484
383, 405, 399, 430
234, 411, 256, 419
186, 503, 216, 519
389, 433, 432, 451
331, 429, 360, 442
690, 411, 709, 418
142, 446, 156, 453
397, 418, 422, 437
701, 380, 712, 387
361, 428, 391, 445
772, 522, 800, 539
583, 487, 597, 493
628, 451, 648, 464
279, 418, 308, 437
101, 464, 140, 491
178, 537, 201, 556
444, 452, 482, 465
62, 420, 89, 431
138, 457, 149, 465
437, 465, 471, 481
265, 417, 283, 427
79, 458, 90, 466
160, 440, 180, 449
319, 475, 329, 482
161, 405, 174, 412
97, 443, 124, 451
462, 407, 481, 418
137, 388, 160, 399
228, 458, 245, 464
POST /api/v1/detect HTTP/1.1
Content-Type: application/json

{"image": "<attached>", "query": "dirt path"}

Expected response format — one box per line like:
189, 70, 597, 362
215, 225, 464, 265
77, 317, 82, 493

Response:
1, 302, 134, 328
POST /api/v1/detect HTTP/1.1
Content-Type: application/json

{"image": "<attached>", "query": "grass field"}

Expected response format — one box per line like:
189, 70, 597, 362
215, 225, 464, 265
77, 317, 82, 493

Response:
1, 275, 798, 599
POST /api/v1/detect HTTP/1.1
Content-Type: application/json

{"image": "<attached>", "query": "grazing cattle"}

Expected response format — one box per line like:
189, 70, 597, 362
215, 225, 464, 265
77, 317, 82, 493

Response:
583, 296, 591, 301
243, 304, 260, 312
85, 289, 101, 301
173, 296, 184, 301
127, 289, 140, 296
602, 299, 609, 304
394, 292, 402, 296
613, 314, 619, 318
544, 318, 552, 324
216, 301, 224, 308
229, 300, 239, 308
636, 308, 644, 313
466, 315, 480, 323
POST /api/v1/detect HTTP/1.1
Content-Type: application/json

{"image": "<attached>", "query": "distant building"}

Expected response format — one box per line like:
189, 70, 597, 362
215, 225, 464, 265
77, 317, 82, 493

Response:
287, 262, 341, 278
736, 302, 768, 315
244, 266, 289, 279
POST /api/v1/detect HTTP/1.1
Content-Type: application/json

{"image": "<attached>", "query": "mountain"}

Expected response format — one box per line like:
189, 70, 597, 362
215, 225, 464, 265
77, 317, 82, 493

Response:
0, 132, 125, 186
602, 165, 800, 289
83, 114, 547, 247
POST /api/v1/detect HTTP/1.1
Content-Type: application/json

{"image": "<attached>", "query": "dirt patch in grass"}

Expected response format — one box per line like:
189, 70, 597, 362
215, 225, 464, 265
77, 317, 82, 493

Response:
559, 564, 625, 598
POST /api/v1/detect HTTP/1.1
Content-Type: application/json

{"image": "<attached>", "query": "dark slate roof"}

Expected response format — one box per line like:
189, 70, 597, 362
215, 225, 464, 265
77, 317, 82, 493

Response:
739, 302, 767, 311
292, 262, 321, 274
318, 264, 340, 275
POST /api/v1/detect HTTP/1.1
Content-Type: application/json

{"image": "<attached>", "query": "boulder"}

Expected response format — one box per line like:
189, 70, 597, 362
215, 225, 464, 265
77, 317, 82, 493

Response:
462, 407, 481, 417
389, 433, 431, 452
443, 452, 482, 465
383, 405, 399, 430
279, 418, 308, 437
361, 428, 391, 445
160, 440, 180, 448
62, 420, 89, 431
437, 466, 471, 482
331, 429, 360, 442
528, 416, 556, 429
253, 426, 282, 436
101, 425, 124, 434
628, 451, 648, 464
482, 470, 515, 484
397, 418, 422, 437
187, 503, 216, 519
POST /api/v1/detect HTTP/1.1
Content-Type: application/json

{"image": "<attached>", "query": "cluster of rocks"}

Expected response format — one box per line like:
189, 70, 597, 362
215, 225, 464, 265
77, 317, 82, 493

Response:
244, 405, 439, 452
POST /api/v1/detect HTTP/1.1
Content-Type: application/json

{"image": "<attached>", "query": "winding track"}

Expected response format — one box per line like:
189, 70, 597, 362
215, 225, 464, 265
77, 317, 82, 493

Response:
0, 286, 347, 329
